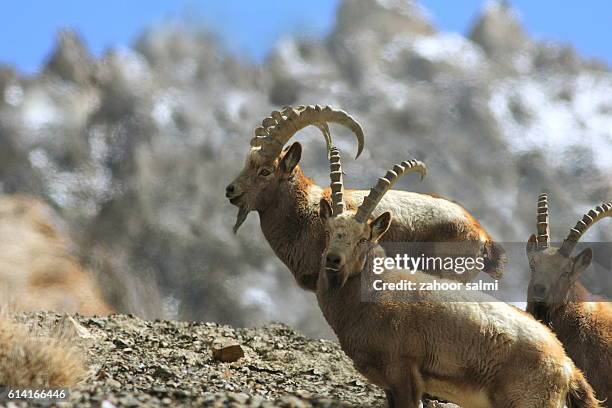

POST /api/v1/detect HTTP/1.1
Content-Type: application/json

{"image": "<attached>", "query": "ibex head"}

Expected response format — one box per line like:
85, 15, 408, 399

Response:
319, 147, 426, 288
526, 193, 611, 317
226, 105, 364, 233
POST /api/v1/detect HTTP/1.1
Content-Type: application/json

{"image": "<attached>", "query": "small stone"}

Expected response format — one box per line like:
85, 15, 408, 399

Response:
88, 318, 106, 327
118, 395, 140, 407
279, 395, 307, 407
95, 369, 109, 380
152, 386, 168, 395
106, 378, 122, 388
152, 365, 173, 380
113, 338, 131, 349
228, 392, 249, 404
294, 389, 312, 399
212, 340, 244, 363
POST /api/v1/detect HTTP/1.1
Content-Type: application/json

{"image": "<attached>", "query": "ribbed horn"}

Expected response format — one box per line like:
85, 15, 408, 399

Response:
354, 160, 427, 223
250, 105, 364, 159
329, 147, 345, 216
536, 193, 550, 249
559, 201, 612, 256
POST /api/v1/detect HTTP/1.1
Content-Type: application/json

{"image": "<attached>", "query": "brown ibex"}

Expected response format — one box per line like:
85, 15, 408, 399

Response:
226, 105, 505, 291
526, 194, 612, 403
316, 151, 600, 408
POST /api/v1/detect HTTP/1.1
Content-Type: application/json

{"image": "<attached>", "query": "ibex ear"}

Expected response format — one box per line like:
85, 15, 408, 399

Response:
526, 234, 538, 255
280, 142, 302, 175
370, 212, 391, 242
571, 247, 593, 280
319, 199, 333, 221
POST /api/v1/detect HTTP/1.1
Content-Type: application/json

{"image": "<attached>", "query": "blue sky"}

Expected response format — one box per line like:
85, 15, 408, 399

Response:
1, 0, 610, 74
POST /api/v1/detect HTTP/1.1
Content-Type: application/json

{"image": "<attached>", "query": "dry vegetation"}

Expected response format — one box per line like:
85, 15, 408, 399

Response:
0, 314, 86, 388
1, 312, 456, 407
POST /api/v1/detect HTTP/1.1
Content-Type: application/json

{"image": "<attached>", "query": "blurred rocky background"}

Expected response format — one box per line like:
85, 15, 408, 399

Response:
0, 0, 610, 337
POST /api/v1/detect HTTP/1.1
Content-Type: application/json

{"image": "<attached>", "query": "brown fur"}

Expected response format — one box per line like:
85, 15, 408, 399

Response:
227, 144, 505, 291
568, 365, 605, 408
527, 235, 612, 403
316, 204, 600, 408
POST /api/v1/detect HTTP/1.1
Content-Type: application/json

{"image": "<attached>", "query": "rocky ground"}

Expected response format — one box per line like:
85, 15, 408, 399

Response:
1, 313, 457, 407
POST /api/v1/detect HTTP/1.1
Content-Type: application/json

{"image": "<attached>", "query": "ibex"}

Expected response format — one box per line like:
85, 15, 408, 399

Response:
226, 105, 505, 291
315, 148, 600, 408
526, 194, 612, 403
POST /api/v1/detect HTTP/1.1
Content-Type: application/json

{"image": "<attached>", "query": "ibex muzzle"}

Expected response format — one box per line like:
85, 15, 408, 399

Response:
325, 252, 342, 271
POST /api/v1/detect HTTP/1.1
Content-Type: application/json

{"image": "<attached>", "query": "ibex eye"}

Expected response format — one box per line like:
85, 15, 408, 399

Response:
359, 238, 368, 244
258, 168, 271, 177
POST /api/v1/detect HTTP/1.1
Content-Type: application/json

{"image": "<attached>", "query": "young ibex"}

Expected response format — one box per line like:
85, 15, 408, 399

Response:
315, 149, 600, 408
226, 105, 505, 290
526, 194, 612, 403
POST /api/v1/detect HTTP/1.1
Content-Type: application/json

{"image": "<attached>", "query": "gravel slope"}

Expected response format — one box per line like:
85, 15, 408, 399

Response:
1, 313, 458, 407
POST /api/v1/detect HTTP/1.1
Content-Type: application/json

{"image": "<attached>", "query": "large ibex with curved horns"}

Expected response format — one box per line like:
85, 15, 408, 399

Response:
316, 156, 600, 408
526, 194, 612, 402
226, 105, 505, 290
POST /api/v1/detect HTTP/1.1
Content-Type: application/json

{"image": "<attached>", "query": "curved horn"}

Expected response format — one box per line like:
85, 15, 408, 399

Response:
354, 160, 427, 223
329, 147, 345, 216
250, 105, 364, 159
536, 193, 550, 249
559, 201, 612, 256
